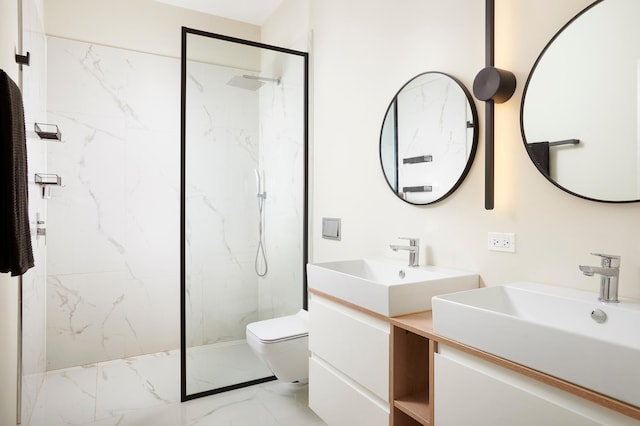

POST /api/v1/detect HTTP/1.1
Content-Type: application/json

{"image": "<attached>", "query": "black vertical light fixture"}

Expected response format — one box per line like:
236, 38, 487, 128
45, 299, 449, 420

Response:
473, 0, 516, 210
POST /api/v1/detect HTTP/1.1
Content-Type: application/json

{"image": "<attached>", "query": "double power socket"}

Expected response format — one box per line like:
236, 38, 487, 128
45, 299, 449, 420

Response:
487, 232, 516, 253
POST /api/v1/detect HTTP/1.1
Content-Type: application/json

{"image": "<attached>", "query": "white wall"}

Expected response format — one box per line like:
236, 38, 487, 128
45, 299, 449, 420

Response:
310, 0, 640, 300
262, 0, 310, 52
44, 0, 260, 58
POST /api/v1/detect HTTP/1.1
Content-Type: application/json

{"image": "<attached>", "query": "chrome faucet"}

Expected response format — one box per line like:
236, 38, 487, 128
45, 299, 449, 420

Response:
390, 237, 420, 267
579, 253, 621, 303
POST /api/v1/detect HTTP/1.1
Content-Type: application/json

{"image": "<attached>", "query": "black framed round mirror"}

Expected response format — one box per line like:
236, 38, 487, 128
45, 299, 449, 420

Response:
521, 0, 640, 203
379, 71, 479, 205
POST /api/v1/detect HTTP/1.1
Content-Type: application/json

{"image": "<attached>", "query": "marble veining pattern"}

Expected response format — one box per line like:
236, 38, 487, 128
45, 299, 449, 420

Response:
46, 37, 180, 369
256, 51, 306, 321
21, 0, 49, 423
185, 52, 305, 352
397, 75, 472, 204
46, 37, 306, 399
28, 349, 324, 426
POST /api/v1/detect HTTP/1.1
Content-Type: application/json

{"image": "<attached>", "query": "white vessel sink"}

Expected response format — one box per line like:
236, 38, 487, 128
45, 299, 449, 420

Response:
432, 282, 640, 407
307, 258, 478, 316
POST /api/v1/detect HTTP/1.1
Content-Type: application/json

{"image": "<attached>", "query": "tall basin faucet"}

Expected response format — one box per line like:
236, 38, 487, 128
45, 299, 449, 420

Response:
390, 237, 420, 267
579, 253, 621, 303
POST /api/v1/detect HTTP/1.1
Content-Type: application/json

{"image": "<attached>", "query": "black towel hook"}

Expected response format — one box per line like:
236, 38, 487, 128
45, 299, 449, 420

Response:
15, 52, 30, 66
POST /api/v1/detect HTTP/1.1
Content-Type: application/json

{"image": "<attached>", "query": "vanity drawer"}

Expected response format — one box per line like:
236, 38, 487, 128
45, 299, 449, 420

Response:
435, 346, 637, 425
309, 295, 390, 402
309, 356, 389, 426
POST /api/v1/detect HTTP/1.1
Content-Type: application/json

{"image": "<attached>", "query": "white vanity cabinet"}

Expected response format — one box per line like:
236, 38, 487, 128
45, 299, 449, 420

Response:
308, 293, 390, 426
435, 345, 639, 426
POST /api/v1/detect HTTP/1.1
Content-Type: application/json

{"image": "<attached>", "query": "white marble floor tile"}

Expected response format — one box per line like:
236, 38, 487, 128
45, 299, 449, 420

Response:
29, 365, 98, 426
28, 350, 325, 426
186, 340, 273, 394
95, 351, 180, 420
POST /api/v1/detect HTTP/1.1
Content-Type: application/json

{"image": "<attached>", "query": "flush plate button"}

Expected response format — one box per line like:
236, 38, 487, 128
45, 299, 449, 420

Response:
322, 217, 341, 240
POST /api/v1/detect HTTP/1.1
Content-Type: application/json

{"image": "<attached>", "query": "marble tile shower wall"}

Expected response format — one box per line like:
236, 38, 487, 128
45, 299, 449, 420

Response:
257, 52, 305, 321
21, 0, 48, 422
46, 37, 181, 369
186, 55, 304, 344
184, 60, 261, 347
44, 37, 303, 369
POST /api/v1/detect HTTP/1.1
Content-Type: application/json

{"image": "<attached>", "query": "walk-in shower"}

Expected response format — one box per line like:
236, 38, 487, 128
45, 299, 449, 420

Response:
180, 28, 308, 401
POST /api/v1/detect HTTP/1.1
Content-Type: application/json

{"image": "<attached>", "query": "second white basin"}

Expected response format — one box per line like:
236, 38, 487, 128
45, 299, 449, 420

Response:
307, 258, 478, 316
432, 281, 640, 407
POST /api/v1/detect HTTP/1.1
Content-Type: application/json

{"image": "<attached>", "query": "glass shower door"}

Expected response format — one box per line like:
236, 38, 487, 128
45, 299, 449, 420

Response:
180, 28, 308, 400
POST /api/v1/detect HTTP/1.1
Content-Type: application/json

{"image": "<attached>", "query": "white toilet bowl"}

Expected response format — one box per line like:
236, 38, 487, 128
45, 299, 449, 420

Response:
246, 309, 309, 383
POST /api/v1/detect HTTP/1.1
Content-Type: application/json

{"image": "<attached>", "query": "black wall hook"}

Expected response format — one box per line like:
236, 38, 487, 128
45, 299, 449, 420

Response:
15, 52, 30, 66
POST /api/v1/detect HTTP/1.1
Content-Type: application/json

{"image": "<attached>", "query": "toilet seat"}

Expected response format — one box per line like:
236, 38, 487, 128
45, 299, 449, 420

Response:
246, 310, 308, 344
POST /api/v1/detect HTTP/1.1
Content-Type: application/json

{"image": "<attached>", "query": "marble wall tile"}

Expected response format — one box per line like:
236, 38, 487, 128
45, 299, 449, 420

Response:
21, 0, 48, 422
184, 61, 261, 346
185, 52, 306, 346
46, 36, 306, 373
46, 37, 180, 369
257, 52, 306, 320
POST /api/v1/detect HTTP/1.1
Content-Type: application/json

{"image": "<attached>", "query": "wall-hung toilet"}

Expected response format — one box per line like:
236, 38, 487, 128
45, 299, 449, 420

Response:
246, 309, 309, 383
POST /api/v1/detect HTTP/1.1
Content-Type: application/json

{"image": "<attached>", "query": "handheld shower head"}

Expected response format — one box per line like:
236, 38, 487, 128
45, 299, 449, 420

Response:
254, 169, 266, 199
254, 169, 261, 195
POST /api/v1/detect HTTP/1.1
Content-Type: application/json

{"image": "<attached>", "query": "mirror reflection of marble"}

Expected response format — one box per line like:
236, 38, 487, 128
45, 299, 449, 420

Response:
380, 72, 478, 205
521, 0, 640, 202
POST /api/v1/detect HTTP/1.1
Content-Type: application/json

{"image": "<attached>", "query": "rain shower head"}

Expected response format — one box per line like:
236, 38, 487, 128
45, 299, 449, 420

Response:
226, 74, 281, 91
242, 75, 281, 85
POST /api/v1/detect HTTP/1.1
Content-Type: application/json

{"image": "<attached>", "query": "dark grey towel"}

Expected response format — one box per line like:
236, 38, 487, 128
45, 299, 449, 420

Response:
0, 69, 34, 276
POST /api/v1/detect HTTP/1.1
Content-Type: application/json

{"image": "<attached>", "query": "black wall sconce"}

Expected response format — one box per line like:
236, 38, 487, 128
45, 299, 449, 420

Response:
473, 0, 516, 210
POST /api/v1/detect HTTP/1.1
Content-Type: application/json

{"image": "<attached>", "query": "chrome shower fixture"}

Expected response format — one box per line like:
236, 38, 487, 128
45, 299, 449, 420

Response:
226, 74, 281, 91
254, 169, 266, 199
254, 169, 268, 277
242, 74, 281, 85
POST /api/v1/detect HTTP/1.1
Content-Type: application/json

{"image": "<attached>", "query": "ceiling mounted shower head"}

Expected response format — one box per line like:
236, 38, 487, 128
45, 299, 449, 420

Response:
226, 75, 264, 91
242, 74, 281, 85
226, 74, 281, 91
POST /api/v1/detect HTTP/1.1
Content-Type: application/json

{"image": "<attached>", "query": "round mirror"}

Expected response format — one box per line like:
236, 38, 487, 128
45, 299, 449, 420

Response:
521, 0, 640, 203
379, 72, 478, 205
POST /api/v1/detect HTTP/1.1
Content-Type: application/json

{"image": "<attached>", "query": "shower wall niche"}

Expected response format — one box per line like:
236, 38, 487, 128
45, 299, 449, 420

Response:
181, 29, 308, 399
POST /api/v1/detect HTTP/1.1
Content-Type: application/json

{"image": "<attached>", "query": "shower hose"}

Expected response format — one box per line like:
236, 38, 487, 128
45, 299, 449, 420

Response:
255, 192, 268, 277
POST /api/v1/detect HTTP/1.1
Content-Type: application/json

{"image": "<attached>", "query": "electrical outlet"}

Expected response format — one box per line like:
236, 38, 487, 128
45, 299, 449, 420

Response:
488, 232, 516, 253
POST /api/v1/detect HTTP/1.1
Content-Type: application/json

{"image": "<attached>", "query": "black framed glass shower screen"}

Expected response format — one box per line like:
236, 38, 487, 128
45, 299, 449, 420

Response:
180, 27, 309, 402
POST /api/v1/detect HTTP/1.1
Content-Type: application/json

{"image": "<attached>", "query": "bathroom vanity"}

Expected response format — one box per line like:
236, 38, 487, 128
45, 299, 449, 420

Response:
308, 289, 640, 426
308, 292, 390, 426
307, 260, 640, 425
306, 258, 479, 425
391, 310, 640, 426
